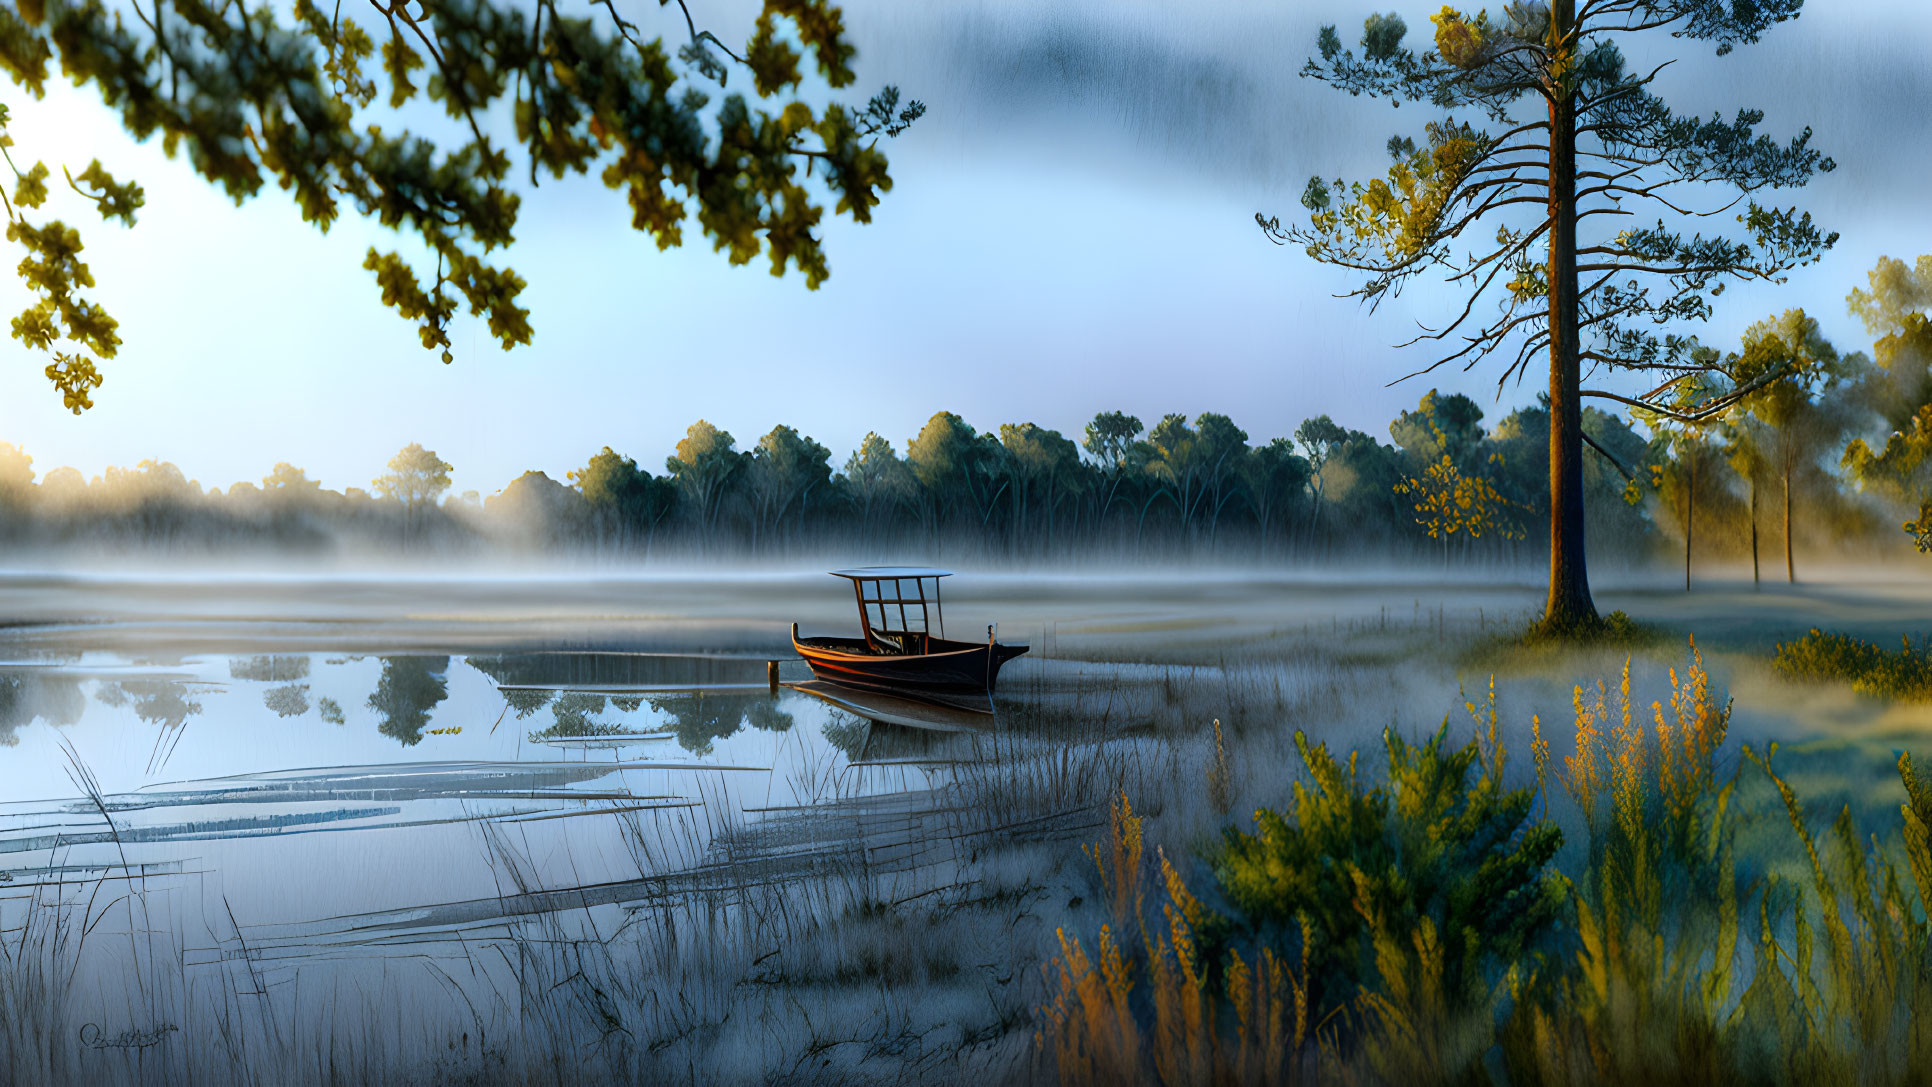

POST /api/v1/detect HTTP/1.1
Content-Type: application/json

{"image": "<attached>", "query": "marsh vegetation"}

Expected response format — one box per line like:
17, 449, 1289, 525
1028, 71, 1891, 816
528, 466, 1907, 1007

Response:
0, 573, 1925, 1084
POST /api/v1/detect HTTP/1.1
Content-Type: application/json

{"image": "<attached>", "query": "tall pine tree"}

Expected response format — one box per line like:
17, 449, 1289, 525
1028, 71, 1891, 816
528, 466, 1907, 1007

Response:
1265, 0, 1835, 633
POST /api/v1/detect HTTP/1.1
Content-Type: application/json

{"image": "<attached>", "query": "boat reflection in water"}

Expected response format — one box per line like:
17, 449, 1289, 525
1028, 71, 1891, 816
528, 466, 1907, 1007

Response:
790, 568, 1027, 710
786, 677, 994, 734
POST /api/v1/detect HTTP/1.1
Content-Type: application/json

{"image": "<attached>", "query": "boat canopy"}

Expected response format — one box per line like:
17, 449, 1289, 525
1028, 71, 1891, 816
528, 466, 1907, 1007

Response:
829, 567, 952, 580
828, 568, 951, 648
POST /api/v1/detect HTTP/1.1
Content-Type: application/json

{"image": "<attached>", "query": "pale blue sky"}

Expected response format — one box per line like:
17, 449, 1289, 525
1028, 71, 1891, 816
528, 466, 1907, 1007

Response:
0, 0, 1926, 497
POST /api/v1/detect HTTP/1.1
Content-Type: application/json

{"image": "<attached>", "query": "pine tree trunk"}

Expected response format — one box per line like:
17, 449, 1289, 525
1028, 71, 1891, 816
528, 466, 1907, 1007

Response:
1784, 448, 1795, 583
1685, 452, 1695, 592
1539, 16, 1599, 634
1750, 477, 1760, 585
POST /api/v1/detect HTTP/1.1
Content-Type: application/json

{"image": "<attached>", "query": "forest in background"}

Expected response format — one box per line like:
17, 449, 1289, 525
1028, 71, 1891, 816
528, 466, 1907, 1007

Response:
0, 397, 1643, 565
0, 258, 1926, 574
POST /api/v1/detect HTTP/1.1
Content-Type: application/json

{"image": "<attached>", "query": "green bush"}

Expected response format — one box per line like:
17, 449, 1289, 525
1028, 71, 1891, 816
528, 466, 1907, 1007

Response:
1209, 719, 1565, 1026
1773, 628, 1932, 700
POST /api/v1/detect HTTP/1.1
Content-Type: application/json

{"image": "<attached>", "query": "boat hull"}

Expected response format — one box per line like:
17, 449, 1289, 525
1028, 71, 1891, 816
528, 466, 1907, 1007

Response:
791, 630, 1028, 699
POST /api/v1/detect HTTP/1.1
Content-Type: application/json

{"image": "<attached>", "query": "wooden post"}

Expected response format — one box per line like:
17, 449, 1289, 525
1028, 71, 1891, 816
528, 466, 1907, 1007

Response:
768, 660, 779, 693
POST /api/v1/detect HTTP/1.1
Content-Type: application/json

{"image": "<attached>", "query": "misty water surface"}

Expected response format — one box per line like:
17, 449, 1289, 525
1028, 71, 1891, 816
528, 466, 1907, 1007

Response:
0, 646, 970, 936
5, 568, 1931, 1064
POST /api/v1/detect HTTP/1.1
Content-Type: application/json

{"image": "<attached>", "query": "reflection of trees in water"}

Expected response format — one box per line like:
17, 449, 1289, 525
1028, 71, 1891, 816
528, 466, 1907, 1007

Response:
368, 656, 449, 746
821, 711, 870, 760
500, 688, 553, 719
746, 700, 793, 734
649, 693, 790, 755
854, 720, 965, 763
318, 697, 345, 725
467, 652, 766, 690
263, 684, 310, 717
227, 655, 311, 682
533, 693, 619, 739
464, 654, 527, 685
467, 653, 792, 751
465, 654, 554, 720
229, 655, 313, 717
813, 715, 956, 762
95, 678, 203, 729
0, 673, 86, 745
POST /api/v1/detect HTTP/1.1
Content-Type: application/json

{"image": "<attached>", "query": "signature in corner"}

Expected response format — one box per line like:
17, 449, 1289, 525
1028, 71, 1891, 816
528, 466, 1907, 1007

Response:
79, 1023, 177, 1050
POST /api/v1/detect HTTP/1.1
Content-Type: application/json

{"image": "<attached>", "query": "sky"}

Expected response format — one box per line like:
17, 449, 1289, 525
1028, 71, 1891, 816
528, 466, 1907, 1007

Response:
0, 0, 1928, 498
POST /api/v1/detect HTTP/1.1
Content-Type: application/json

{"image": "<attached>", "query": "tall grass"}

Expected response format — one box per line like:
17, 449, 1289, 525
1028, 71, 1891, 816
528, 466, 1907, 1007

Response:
0, 865, 85, 1083
1037, 800, 1309, 1087
1037, 639, 1932, 1086
1504, 641, 1738, 1084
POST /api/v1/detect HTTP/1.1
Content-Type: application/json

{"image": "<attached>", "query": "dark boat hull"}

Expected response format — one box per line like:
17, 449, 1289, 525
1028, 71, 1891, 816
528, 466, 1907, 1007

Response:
791, 630, 1028, 698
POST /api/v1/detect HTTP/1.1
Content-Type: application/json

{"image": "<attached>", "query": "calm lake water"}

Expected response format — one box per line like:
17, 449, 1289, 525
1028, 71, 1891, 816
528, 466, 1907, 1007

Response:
2, 567, 1925, 940
5, 569, 1930, 1081
0, 646, 990, 933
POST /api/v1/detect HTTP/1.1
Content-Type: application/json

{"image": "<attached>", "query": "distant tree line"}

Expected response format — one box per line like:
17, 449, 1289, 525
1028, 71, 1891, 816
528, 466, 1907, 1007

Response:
0, 401, 1645, 564
0, 256, 1925, 572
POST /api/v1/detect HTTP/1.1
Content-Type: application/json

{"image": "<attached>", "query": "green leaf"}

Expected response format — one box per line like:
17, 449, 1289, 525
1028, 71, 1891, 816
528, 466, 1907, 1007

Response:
13, 160, 48, 209
381, 34, 423, 108
44, 351, 102, 414
72, 160, 144, 225
10, 303, 56, 349
746, 14, 803, 97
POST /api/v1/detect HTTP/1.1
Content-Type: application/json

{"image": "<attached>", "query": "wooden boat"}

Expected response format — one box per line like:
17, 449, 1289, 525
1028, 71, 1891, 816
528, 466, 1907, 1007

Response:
791, 568, 1028, 701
